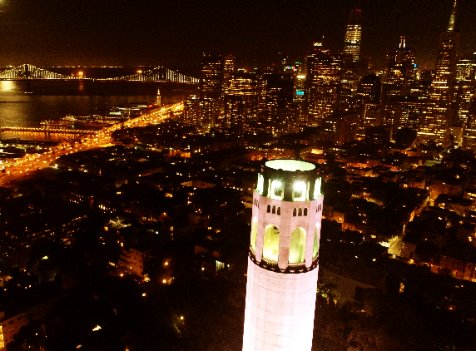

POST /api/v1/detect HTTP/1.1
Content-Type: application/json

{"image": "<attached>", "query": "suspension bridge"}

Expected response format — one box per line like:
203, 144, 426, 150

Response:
0, 64, 199, 84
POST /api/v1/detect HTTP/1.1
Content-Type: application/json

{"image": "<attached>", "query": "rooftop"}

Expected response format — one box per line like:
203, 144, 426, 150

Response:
265, 159, 315, 172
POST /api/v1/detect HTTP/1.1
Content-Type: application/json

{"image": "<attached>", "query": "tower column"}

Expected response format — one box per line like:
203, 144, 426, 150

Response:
242, 159, 323, 351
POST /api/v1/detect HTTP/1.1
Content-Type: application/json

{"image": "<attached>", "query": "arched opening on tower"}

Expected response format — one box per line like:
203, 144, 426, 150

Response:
313, 223, 320, 259
292, 180, 308, 201
270, 179, 284, 200
250, 217, 258, 253
289, 227, 306, 264
263, 225, 280, 263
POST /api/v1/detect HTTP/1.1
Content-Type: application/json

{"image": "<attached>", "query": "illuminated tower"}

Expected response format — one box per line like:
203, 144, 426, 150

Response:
224, 70, 258, 131
306, 41, 341, 125
385, 36, 417, 92
338, 7, 363, 113
200, 52, 223, 99
199, 53, 223, 127
343, 7, 362, 63
430, 0, 458, 102
259, 72, 294, 136
242, 159, 323, 351
421, 0, 459, 144
455, 53, 476, 140
222, 55, 236, 96
156, 88, 162, 107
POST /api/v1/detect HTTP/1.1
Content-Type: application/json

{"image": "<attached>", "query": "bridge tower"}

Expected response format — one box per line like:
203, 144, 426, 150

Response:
24, 64, 33, 94
242, 159, 323, 351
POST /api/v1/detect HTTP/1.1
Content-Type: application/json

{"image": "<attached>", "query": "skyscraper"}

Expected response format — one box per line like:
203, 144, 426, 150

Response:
259, 72, 294, 135
222, 55, 236, 96
463, 98, 476, 149
343, 7, 362, 63
429, 0, 458, 103
456, 54, 476, 146
338, 7, 364, 115
306, 42, 342, 125
197, 53, 229, 130
224, 70, 258, 131
384, 36, 417, 97
381, 36, 421, 131
242, 159, 323, 351
421, 0, 459, 144
357, 73, 382, 136
200, 53, 223, 99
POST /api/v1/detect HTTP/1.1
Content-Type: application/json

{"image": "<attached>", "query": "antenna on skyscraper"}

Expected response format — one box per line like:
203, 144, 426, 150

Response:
447, 0, 458, 32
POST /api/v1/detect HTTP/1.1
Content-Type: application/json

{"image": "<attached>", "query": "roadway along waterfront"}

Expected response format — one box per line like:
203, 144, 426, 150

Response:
0, 102, 184, 185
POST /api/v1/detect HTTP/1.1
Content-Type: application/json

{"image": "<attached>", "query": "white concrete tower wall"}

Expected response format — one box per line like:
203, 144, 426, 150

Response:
242, 159, 323, 351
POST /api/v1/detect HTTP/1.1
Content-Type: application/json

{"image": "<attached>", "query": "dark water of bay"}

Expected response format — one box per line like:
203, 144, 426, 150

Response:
0, 80, 192, 127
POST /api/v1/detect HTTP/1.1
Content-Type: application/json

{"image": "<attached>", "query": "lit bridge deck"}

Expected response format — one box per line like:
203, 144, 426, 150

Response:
0, 64, 199, 84
0, 126, 96, 141
0, 102, 184, 186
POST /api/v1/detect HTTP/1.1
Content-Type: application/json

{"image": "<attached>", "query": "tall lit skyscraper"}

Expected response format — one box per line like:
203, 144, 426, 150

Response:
421, 0, 459, 144
259, 72, 294, 135
357, 74, 382, 135
222, 55, 236, 96
306, 42, 342, 125
343, 7, 362, 63
198, 53, 228, 129
242, 159, 323, 351
429, 0, 458, 103
381, 36, 420, 131
463, 98, 476, 149
338, 7, 363, 114
455, 54, 476, 139
384, 36, 417, 95
224, 70, 258, 131
200, 53, 223, 99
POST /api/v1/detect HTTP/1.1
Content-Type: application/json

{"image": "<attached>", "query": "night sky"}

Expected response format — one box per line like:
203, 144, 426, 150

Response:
0, 0, 475, 72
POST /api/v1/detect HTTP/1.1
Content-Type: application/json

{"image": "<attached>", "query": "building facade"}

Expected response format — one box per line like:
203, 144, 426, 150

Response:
306, 42, 342, 126
343, 7, 362, 63
421, 0, 459, 145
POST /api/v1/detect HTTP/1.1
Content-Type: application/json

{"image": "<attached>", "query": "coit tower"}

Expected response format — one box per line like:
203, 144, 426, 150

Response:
242, 159, 323, 351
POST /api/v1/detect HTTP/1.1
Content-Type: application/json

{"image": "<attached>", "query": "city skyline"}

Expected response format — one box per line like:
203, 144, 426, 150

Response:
0, 0, 475, 70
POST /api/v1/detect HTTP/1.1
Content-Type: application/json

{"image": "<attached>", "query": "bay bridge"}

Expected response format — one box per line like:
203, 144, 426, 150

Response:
0, 64, 199, 84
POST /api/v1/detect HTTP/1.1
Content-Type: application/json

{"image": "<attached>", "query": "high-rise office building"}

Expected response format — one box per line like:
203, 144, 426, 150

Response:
421, 0, 459, 144
292, 66, 308, 126
343, 7, 362, 63
224, 71, 258, 131
200, 53, 223, 99
384, 36, 417, 98
380, 36, 421, 132
338, 7, 364, 114
357, 74, 382, 136
306, 42, 342, 126
429, 0, 458, 103
242, 159, 323, 351
259, 72, 294, 135
198, 53, 235, 130
222, 55, 236, 96
183, 95, 218, 132
463, 99, 476, 149
455, 54, 476, 135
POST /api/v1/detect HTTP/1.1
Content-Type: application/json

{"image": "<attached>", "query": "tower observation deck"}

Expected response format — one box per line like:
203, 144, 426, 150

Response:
242, 159, 323, 351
